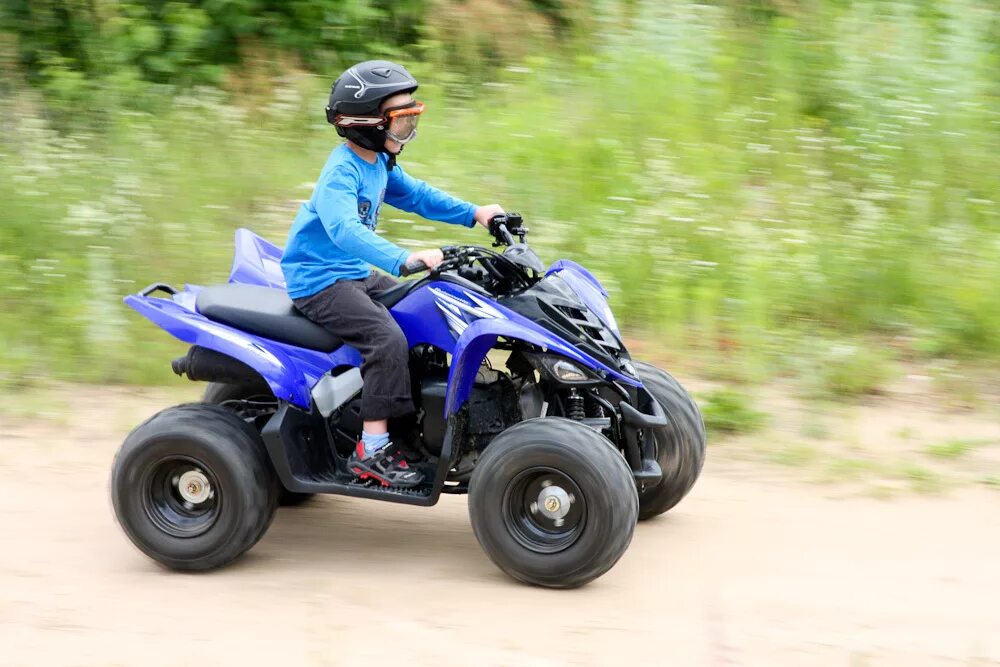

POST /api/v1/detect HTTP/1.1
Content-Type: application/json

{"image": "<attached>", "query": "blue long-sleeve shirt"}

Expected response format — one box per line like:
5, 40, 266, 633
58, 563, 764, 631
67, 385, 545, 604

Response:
281, 144, 477, 299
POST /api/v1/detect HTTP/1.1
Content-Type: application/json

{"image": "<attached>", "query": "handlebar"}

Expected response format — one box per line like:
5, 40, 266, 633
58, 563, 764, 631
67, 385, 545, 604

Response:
488, 212, 527, 247
400, 245, 464, 277
399, 212, 533, 285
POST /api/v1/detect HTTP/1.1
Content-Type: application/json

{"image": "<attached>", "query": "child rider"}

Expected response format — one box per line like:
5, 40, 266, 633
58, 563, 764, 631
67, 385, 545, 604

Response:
281, 60, 504, 488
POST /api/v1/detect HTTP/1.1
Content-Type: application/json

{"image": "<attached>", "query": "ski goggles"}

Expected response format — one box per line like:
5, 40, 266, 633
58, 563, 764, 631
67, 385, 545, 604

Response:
382, 100, 425, 144
333, 100, 425, 144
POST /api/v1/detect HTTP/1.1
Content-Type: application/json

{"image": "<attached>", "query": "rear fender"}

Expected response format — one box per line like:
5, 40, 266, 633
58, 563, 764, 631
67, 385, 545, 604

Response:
445, 318, 640, 417
229, 228, 286, 288
125, 293, 355, 408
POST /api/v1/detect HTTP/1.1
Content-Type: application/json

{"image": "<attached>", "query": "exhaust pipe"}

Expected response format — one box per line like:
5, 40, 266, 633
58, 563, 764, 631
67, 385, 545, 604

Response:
172, 346, 261, 385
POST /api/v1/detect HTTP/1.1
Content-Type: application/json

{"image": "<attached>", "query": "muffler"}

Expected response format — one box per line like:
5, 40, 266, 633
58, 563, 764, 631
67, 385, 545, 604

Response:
171, 346, 261, 385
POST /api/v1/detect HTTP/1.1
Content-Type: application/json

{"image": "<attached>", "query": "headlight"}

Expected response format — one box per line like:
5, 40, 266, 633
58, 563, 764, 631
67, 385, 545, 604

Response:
527, 354, 601, 385
552, 359, 590, 382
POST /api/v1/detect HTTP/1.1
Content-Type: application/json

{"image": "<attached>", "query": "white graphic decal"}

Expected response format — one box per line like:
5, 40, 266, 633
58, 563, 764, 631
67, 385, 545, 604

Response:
429, 287, 504, 337
335, 115, 384, 127
347, 67, 417, 100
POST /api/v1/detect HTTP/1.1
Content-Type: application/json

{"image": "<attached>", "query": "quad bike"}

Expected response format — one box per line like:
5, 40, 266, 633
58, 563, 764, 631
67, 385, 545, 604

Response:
112, 214, 705, 588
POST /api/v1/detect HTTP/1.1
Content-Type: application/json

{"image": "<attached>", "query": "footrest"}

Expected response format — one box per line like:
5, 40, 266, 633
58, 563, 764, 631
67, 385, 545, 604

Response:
261, 402, 445, 507
346, 477, 433, 498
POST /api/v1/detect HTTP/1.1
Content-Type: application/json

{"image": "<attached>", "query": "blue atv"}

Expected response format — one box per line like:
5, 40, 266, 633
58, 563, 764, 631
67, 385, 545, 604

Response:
112, 215, 705, 588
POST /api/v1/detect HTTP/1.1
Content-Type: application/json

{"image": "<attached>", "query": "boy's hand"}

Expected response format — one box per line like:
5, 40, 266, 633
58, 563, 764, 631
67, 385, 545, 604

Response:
474, 204, 506, 228
406, 248, 445, 271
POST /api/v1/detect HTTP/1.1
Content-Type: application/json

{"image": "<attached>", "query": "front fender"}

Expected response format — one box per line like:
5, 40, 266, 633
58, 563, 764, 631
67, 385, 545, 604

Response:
445, 318, 640, 416
125, 294, 341, 408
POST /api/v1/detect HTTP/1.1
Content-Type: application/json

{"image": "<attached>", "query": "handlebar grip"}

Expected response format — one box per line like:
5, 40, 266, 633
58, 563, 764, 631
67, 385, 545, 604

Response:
399, 260, 429, 277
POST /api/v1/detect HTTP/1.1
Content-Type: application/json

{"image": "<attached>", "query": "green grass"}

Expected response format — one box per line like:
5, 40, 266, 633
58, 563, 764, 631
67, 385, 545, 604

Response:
700, 388, 767, 435
821, 457, 884, 483
815, 344, 893, 398
924, 439, 991, 460
820, 457, 946, 494
894, 463, 945, 494
981, 476, 1000, 489
766, 443, 820, 468
1, 0, 999, 385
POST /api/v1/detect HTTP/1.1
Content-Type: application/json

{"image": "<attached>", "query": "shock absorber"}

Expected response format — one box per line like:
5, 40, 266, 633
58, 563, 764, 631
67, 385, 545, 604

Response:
566, 388, 586, 421
585, 390, 603, 418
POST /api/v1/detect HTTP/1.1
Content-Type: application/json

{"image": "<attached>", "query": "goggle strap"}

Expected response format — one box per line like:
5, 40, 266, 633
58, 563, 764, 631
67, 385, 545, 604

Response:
335, 115, 384, 127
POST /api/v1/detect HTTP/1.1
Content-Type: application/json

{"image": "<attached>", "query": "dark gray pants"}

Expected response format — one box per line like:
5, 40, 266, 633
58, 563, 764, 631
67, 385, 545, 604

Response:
293, 273, 414, 421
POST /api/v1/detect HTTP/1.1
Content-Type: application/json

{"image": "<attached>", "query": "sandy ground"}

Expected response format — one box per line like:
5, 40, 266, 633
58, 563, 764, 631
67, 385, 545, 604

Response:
1, 386, 999, 666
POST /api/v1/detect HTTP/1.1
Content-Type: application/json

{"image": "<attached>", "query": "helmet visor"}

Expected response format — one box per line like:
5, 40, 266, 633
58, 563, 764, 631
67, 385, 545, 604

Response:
384, 101, 424, 144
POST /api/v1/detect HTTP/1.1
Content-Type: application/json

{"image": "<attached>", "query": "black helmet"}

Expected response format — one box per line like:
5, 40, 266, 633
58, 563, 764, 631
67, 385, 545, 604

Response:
326, 60, 420, 153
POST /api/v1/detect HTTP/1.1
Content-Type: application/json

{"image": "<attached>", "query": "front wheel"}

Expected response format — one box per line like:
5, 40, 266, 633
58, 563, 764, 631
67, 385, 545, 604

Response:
634, 361, 707, 521
468, 417, 638, 588
111, 403, 280, 570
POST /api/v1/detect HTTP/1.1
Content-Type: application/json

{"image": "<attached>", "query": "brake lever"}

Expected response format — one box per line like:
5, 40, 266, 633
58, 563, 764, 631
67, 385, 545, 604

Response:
509, 225, 528, 244
428, 256, 464, 277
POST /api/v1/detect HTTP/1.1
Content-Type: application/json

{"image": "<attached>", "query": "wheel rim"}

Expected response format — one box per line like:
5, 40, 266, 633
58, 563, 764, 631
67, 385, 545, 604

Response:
141, 456, 221, 538
502, 467, 586, 554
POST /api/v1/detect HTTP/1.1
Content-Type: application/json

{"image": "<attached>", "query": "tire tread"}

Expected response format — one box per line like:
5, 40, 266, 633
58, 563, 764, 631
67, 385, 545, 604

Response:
634, 362, 706, 520
111, 403, 279, 570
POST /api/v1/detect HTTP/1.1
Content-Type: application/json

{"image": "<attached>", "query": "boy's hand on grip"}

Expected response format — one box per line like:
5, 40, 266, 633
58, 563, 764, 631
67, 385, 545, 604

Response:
403, 248, 444, 275
474, 204, 506, 228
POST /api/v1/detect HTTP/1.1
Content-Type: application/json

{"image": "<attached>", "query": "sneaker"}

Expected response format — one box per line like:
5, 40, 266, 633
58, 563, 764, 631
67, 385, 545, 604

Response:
348, 441, 426, 488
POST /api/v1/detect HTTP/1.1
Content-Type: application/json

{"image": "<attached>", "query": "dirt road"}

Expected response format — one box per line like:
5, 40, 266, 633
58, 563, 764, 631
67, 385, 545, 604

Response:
1, 387, 998, 666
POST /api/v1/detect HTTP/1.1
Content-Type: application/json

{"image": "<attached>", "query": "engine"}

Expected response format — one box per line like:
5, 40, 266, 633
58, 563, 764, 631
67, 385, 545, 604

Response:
419, 368, 520, 457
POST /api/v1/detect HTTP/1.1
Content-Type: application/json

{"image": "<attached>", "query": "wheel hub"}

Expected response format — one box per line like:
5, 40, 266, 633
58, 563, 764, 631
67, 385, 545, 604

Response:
176, 469, 213, 504
536, 484, 572, 521
142, 456, 221, 538
503, 467, 587, 554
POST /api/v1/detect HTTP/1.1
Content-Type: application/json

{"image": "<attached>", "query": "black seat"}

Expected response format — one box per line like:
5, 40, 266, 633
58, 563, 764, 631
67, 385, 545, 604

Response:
196, 284, 341, 352
372, 280, 421, 308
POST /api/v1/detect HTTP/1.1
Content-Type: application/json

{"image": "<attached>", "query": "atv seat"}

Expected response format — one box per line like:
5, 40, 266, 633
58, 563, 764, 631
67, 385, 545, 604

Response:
196, 284, 341, 353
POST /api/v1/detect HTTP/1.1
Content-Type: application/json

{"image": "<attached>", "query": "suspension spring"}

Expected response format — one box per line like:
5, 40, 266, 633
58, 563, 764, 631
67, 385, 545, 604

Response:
566, 388, 586, 420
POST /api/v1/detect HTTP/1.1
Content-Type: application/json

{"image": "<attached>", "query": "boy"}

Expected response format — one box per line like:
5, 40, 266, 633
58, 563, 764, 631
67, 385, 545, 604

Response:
281, 60, 503, 488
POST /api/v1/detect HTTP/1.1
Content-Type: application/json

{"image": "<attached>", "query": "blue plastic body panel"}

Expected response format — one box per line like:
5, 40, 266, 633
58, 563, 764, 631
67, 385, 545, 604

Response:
126, 230, 639, 414
229, 228, 286, 288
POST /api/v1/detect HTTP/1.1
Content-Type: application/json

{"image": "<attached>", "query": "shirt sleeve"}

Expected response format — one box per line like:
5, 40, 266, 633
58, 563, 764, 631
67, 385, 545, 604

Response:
385, 162, 478, 228
315, 166, 410, 276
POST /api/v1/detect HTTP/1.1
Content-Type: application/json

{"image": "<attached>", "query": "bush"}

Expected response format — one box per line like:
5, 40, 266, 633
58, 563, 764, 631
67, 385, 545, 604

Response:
1, 0, 999, 386
815, 343, 893, 398
700, 389, 766, 435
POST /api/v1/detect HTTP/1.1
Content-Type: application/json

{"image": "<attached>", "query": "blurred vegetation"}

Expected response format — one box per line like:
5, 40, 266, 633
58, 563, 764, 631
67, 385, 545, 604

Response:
1, 0, 998, 389
700, 388, 767, 435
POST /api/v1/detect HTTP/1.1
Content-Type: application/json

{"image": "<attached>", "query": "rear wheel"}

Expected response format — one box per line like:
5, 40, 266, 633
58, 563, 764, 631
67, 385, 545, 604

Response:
469, 417, 638, 588
634, 362, 706, 520
204, 382, 315, 507
111, 403, 279, 570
